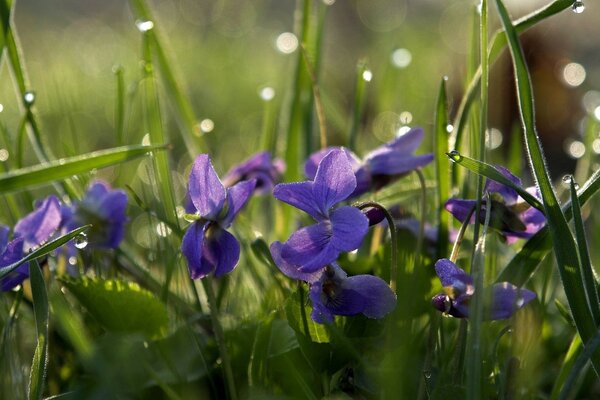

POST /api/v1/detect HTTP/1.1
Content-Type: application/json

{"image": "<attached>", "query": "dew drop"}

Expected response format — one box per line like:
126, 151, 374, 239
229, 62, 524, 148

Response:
572, 1, 585, 13
424, 370, 432, 379
23, 91, 36, 106
0, 149, 9, 162
258, 86, 275, 101
561, 174, 579, 189
68, 256, 78, 266
447, 150, 462, 162
0, 103, 4, 112
136, 19, 154, 32
446, 124, 454, 133
74, 233, 88, 249
362, 69, 373, 82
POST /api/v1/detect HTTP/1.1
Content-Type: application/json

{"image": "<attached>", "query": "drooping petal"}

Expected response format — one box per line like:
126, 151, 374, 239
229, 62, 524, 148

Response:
270, 241, 322, 283
189, 154, 226, 220
384, 127, 425, 154
484, 166, 521, 205
445, 198, 477, 224
347, 274, 396, 319
367, 152, 434, 176
488, 282, 535, 320
434, 259, 473, 297
14, 195, 62, 250
330, 206, 369, 252
222, 179, 256, 227
309, 265, 365, 323
204, 227, 241, 278
305, 147, 361, 180
0, 237, 26, 292
312, 149, 357, 215
181, 220, 210, 279
0, 264, 30, 292
273, 181, 322, 220
280, 222, 338, 273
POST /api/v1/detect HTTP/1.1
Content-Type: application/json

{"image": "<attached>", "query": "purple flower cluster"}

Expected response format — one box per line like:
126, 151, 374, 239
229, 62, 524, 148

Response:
445, 166, 546, 243
0, 181, 128, 291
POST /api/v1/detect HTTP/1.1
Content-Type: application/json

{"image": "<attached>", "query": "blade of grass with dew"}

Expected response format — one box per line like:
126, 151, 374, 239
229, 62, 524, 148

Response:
434, 77, 450, 260
0, 144, 165, 194
128, 0, 204, 157
0, 226, 89, 279
558, 328, 600, 400
113, 65, 126, 146
494, 0, 600, 372
450, 0, 573, 153
497, 167, 600, 285
27, 261, 49, 400
348, 60, 369, 152
447, 151, 544, 211
569, 178, 600, 325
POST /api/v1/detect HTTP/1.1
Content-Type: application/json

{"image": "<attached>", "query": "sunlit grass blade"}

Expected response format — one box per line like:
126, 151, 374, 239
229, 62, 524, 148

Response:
0, 144, 165, 194
495, 0, 600, 371
450, 0, 573, 152
569, 178, 600, 325
113, 65, 126, 146
27, 261, 49, 400
558, 328, 600, 400
434, 77, 450, 259
550, 334, 582, 400
129, 0, 204, 157
0, 226, 89, 279
348, 60, 369, 152
447, 151, 544, 211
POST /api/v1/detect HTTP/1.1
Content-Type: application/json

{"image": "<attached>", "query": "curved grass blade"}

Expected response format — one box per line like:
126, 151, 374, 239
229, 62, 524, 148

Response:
0, 225, 90, 279
0, 144, 165, 194
550, 333, 582, 399
495, 0, 600, 372
434, 78, 450, 259
569, 178, 600, 325
27, 261, 49, 400
0, 0, 13, 65
447, 151, 543, 211
558, 328, 600, 400
450, 0, 573, 152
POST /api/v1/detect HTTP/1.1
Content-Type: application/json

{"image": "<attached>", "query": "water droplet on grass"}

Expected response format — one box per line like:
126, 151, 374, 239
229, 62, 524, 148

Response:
0, 149, 9, 162
136, 19, 154, 32
74, 233, 88, 249
562, 175, 579, 189
572, 1, 585, 13
447, 150, 462, 162
362, 69, 373, 82
258, 86, 275, 101
23, 91, 36, 106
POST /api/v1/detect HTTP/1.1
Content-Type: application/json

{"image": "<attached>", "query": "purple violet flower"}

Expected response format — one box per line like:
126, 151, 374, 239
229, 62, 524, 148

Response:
273, 148, 369, 273
305, 128, 433, 198
1, 195, 62, 291
62, 181, 128, 249
445, 166, 546, 243
181, 154, 256, 279
431, 258, 535, 320
222, 151, 285, 194
271, 242, 396, 323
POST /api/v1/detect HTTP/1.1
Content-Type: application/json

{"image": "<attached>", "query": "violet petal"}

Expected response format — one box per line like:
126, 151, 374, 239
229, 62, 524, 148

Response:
189, 155, 226, 220
348, 274, 396, 318
330, 206, 369, 252
280, 222, 338, 273
181, 220, 210, 279
270, 241, 322, 283
273, 181, 322, 220
14, 195, 62, 250
205, 228, 241, 278
312, 149, 357, 215
222, 179, 256, 227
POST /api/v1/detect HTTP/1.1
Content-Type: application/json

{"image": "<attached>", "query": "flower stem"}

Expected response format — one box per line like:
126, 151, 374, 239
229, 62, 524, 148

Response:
202, 280, 238, 400
414, 169, 427, 270
356, 202, 398, 293
449, 205, 476, 263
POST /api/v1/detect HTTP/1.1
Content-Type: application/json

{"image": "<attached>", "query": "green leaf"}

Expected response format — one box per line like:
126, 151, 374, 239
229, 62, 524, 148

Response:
59, 277, 169, 339
268, 319, 300, 358
0, 226, 90, 280
495, 0, 600, 372
0, 145, 165, 194
285, 287, 330, 343
434, 77, 450, 259
28, 261, 49, 400
447, 151, 543, 211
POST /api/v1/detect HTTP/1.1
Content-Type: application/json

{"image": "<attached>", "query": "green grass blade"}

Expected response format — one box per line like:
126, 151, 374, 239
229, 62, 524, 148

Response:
0, 226, 90, 279
551, 334, 582, 400
558, 328, 600, 400
434, 77, 450, 259
0, 144, 165, 194
128, 0, 204, 157
113, 65, 126, 146
27, 261, 49, 400
495, 0, 600, 371
0, 0, 13, 65
450, 0, 572, 153
348, 60, 369, 152
447, 151, 544, 211
569, 178, 600, 325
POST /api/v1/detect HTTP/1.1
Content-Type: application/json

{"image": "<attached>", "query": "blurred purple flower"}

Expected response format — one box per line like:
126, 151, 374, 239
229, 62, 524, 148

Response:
305, 128, 433, 198
431, 258, 535, 320
445, 166, 546, 243
222, 151, 285, 194
63, 181, 128, 249
271, 242, 396, 323
1, 195, 62, 291
181, 154, 256, 279
273, 149, 369, 273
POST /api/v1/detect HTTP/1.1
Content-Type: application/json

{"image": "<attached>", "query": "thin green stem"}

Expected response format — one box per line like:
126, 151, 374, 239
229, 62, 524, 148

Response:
356, 201, 398, 293
414, 169, 427, 270
202, 280, 237, 400
449, 206, 476, 263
